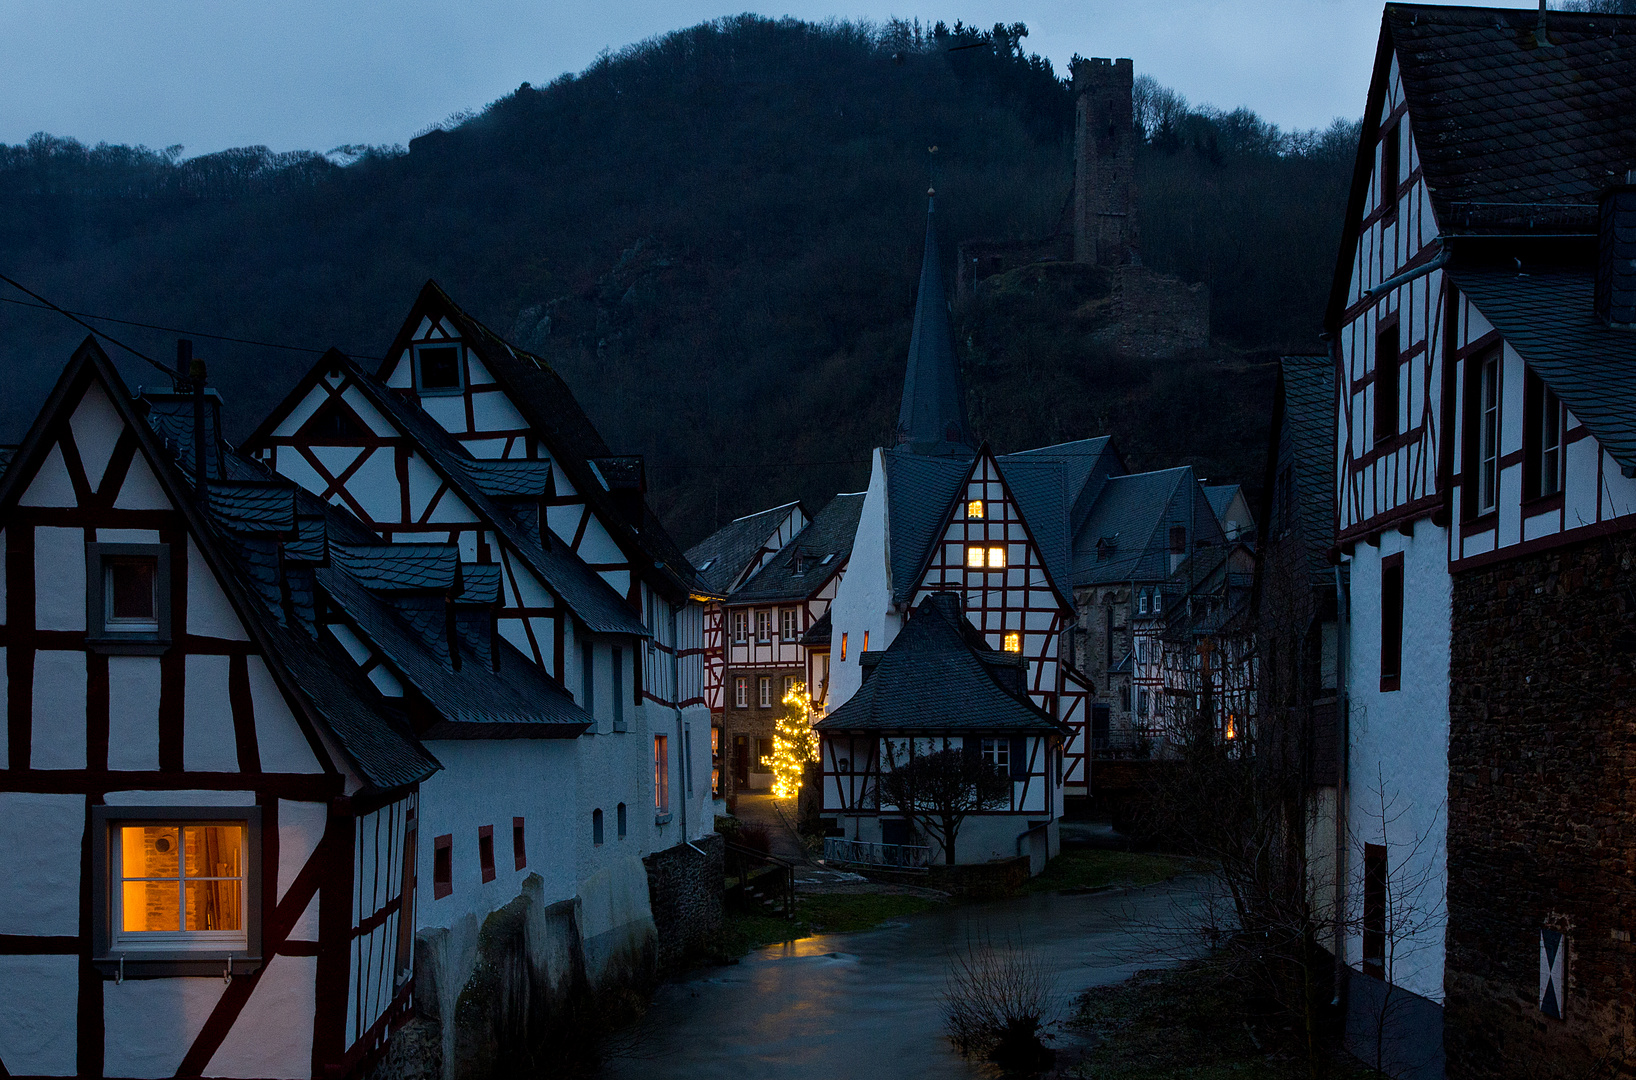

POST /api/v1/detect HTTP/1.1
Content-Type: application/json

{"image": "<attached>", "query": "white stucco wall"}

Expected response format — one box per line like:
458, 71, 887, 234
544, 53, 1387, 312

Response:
1343, 517, 1449, 1004
825, 450, 897, 712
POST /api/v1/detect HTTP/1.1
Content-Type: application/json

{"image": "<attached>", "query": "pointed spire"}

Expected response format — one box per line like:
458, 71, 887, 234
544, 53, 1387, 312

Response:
895, 192, 976, 457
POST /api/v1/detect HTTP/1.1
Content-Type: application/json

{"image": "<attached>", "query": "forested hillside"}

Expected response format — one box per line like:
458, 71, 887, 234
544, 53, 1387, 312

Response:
0, 17, 1357, 545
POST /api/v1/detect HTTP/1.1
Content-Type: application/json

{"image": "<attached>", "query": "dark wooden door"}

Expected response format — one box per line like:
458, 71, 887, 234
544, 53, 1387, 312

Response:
733, 734, 749, 787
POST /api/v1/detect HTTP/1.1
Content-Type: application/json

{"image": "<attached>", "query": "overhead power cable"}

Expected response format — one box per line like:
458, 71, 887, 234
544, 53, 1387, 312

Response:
0, 270, 179, 380
0, 281, 383, 361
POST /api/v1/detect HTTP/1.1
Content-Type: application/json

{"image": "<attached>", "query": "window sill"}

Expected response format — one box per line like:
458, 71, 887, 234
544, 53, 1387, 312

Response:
1460, 511, 1498, 539
415, 386, 464, 397
654, 812, 672, 825
86, 636, 170, 656
1521, 491, 1564, 517
1379, 675, 1401, 693
93, 952, 262, 980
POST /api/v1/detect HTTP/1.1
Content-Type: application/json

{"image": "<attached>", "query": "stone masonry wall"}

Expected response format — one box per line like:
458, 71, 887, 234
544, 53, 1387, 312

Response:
644, 832, 725, 971
1446, 531, 1636, 1078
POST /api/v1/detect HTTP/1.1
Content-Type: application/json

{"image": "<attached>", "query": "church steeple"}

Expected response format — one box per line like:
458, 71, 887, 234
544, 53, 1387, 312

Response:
895, 193, 976, 458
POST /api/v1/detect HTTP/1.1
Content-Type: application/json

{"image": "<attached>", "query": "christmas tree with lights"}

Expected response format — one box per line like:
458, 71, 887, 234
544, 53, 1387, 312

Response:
771, 681, 820, 799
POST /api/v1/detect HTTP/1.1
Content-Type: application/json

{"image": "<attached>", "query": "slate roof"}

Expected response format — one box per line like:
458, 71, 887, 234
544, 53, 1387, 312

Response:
206, 481, 298, 535
733, 493, 865, 604
309, 351, 649, 636
331, 544, 460, 593
685, 501, 803, 597
1387, 5, 1636, 235
882, 449, 972, 604
1203, 485, 1240, 527
895, 199, 976, 457
802, 609, 832, 648
463, 459, 556, 499
993, 456, 1072, 602
816, 593, 1065, 735
1272, 355, 1339, 582
383, 281, 697, 598
315, 564, 590, 736
1450, 268, 1636, 471
1000, 436, 1123, 536
1072, 467, 1195, 586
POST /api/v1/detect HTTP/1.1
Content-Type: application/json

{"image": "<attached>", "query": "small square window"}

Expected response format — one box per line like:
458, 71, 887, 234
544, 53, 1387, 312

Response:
966, 546, 986, 569
987, 546, 1006, 569
91, 805, 262, 976
1003, 632, 1021, 653
414, 343, 463, 393
87, 543, 171, 653
981, 738, 1009, 770
967, 500, 985, 519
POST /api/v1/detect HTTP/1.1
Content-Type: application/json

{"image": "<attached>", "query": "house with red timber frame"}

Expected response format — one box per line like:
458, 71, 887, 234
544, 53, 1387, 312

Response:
683, 500, 809, 798
1325, 8, 1636, 1078
817, 592, 1068, 871
0, 340, 440, 1079
686, 493, 863, 802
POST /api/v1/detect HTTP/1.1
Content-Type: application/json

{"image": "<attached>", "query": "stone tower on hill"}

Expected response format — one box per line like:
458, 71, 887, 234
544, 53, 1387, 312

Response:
956, 55, 1209, 357
1072, 57, 1138, 266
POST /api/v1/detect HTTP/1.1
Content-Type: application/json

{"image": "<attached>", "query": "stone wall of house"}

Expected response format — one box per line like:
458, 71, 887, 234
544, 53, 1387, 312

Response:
1445, 531, 1636, 1078
719, 667, 802, 801
643, 832, 726, 971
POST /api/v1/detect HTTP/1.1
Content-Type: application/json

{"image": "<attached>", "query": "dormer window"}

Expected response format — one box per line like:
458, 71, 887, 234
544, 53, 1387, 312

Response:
413, 343, 463, 393
87, 543, 171, 653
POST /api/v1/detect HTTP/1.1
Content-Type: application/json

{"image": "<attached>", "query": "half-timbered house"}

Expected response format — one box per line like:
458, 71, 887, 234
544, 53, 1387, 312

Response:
691, 494, 862, 801
0, 341, 444, 1079
236, 285, 719, 1062
1328, 9, 1636, 1076
816, 592, 1067, 871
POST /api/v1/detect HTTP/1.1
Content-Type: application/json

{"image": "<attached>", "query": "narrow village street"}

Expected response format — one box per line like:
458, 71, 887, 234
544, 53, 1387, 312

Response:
599, 874, 1212, 1079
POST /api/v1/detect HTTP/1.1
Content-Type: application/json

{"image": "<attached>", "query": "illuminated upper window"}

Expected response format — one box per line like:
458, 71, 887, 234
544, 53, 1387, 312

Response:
987, 546, 1006, 569
967, 546, 986, 569
117, 823, 246, 945
1003, 632, 1021, 653
967, 500, 985, 519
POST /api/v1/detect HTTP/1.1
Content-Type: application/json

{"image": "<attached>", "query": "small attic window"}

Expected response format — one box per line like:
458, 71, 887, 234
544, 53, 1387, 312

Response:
820, 553, 835, 565
695, 558, 714, 572
305, 400, 367, 443
967, 500, 985, 519
414, 343, 463, 393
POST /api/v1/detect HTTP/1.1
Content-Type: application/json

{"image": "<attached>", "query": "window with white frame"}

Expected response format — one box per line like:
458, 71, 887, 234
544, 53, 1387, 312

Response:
781, 608, 798, 641
734, 676, 748, 709
413, 342, 463, 393
756, 610, 772, 642
759, 676, 773, 708
783, 675, 797, 702
653, 735, 670, 813
86, 543, 171, 652
731, 610, 748, 643
1138, 592, 1149, 615
1475, 352, 1501, 515
980, 738, 1009, 770
93, 806, 261, 970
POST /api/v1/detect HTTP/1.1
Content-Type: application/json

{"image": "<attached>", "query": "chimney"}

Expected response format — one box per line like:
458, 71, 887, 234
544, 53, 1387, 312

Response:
1596, 176, 1636, 329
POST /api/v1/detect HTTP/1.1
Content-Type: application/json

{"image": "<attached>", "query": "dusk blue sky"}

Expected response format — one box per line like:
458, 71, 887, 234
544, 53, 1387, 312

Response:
1, 1, 1544, 156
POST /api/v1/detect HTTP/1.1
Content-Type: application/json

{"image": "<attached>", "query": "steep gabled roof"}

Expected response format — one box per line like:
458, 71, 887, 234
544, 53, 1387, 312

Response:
882, 448, 974, 604
994, 456, 1072, 601
1328, 5, 1636, 329
1450, 268, 1636, 472
251, 349, 648, 636
1263, 355, 1339, 585
685, 501, 805, 597
1001, 436, 1125, 536
1072, 466, 1203, 586
895, 199, 976, 458
377, 281, 696, 598
816, 593, 1064, 735
733, 493, 865, 604
0, 340, 439, 792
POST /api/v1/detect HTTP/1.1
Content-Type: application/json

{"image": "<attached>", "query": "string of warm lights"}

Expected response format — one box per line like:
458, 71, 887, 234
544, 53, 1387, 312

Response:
771, 682, 820, 799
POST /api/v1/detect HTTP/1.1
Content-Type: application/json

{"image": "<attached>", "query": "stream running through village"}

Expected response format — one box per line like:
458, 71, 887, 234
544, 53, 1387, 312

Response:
598, 876, 1214, 1079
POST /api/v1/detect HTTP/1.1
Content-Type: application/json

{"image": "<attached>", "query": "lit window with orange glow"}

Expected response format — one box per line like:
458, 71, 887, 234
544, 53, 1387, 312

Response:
117, 823, 247, 944
987, 546, 1006, 569
840, 632, 848, 660
966, 546, 985, 569
967, 500, 985, 519
1003, 632, 1021, 653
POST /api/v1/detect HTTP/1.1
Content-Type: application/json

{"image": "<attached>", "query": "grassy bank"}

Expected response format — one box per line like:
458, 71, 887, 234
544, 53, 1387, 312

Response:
715, 892, 944, 956
1023, 849, 1201, 894
1070, 963, 1372, 1080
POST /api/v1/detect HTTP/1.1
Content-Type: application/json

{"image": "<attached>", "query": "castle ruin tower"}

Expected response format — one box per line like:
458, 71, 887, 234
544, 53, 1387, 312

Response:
1072, 57, 1138, 266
